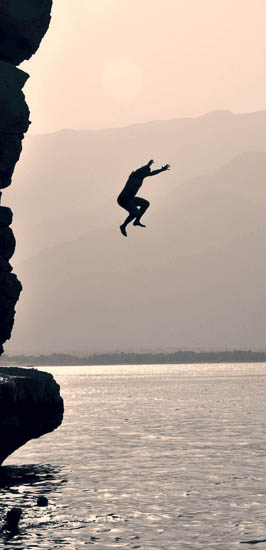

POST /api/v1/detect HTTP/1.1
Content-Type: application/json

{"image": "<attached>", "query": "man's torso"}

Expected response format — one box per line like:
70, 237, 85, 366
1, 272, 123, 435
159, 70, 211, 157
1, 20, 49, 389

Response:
119, 168, 146, 200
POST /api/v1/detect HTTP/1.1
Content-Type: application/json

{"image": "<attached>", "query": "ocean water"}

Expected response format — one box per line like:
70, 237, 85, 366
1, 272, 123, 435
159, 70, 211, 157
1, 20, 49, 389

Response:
1, 363, 266, 549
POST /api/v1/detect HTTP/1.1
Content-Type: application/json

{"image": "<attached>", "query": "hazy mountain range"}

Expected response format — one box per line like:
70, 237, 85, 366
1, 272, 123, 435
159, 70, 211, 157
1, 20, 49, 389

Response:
5, 110, 266, 354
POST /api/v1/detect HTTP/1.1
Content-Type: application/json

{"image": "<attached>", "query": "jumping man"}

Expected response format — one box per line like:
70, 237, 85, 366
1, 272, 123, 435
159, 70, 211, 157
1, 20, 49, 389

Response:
117, 159, 170, 236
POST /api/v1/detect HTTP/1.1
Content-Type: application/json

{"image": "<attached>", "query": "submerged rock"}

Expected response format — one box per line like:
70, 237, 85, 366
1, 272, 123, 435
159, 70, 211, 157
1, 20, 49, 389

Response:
37, 496, 48, 507
0, 366, 64, 464
3, 507, 22, 532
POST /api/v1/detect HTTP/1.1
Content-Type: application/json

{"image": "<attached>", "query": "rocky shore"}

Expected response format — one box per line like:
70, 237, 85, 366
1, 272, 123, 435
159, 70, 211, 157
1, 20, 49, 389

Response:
0, 366, 63, 465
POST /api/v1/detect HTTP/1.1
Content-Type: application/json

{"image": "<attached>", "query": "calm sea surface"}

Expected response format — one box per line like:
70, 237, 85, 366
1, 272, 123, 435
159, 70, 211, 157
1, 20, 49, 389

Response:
1, 363, 266, 549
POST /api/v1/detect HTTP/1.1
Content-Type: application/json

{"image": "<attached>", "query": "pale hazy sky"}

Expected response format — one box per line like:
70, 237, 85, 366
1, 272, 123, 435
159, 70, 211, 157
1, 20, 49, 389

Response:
21, 0, 266, 134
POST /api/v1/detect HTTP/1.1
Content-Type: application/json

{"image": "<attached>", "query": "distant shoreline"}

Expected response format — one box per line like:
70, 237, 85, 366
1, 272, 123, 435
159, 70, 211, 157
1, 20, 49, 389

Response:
1, 351, 266, 367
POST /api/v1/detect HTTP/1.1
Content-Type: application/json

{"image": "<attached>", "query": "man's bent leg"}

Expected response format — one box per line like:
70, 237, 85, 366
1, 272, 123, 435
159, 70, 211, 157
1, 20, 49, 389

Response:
118, 197, 140, 236
133, 197, 150, 226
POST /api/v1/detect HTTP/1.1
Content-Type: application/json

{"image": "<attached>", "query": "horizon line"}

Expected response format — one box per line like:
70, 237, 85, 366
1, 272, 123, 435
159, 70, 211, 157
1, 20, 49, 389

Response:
26, 108, 266, 138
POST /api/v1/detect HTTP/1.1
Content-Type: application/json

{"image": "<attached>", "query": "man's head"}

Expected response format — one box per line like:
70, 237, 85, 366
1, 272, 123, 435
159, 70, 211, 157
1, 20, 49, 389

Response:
142, 166, 151, 177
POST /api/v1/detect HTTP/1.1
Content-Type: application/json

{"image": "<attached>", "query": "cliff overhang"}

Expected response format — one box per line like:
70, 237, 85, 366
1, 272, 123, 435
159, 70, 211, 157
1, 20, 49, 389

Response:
0, 366, 63, 465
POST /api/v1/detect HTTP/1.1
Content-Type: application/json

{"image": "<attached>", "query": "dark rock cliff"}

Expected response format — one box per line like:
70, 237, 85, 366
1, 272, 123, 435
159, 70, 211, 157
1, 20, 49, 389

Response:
0, 207, 21, 354
0, 2, 63, 464
0, 0, 52, 354
0, 0, 52, 66
0, 367, 63, 465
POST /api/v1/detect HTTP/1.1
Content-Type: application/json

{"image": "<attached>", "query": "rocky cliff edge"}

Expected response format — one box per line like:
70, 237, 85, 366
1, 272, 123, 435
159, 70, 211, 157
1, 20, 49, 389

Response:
0, 0, 53, 353
0, 366, 63, 465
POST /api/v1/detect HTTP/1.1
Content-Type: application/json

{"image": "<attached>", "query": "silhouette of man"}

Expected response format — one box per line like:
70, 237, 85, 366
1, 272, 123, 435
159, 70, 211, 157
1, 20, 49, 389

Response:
117, 159, 170, 236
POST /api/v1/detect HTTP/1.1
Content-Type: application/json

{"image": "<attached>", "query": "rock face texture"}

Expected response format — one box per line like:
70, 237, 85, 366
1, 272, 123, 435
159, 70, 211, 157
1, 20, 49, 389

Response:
0, 0, 52, 66
0, 207, 22, 354
0, 3, 60, 463
0, 62, 29, 189
0, 367, 63, 464
0, 0, 52, 354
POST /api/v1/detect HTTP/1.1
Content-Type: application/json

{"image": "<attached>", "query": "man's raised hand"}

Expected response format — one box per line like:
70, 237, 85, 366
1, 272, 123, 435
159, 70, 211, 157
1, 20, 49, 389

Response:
162, 164, 170, 171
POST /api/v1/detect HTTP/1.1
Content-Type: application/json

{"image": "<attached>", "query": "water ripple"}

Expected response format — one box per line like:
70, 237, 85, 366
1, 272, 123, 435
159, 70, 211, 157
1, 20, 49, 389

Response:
1, 363, 266, 549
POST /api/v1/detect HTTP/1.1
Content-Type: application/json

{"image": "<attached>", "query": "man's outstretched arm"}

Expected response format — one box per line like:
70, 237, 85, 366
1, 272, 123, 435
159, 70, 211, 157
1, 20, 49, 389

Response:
149, 164, 170, 176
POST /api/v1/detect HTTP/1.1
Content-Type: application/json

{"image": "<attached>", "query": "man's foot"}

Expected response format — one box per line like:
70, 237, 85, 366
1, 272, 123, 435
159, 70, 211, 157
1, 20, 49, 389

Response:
133, 220, 146, 227
120, 225, 127, 237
